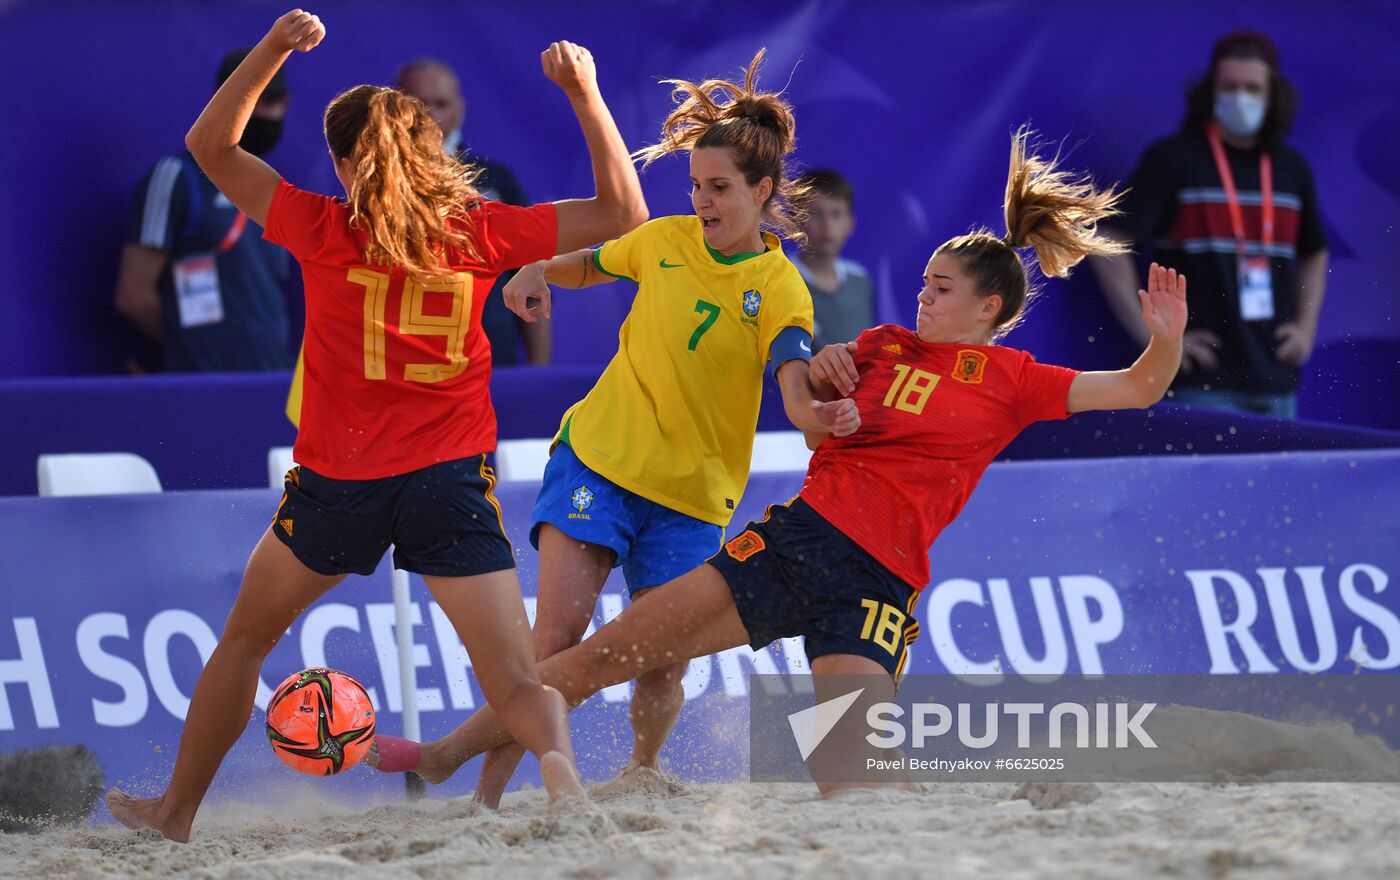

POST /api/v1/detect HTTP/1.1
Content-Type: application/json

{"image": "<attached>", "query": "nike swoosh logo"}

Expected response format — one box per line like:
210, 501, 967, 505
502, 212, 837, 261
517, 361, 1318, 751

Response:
799, 340, 811, 353
659, 259, 685, 269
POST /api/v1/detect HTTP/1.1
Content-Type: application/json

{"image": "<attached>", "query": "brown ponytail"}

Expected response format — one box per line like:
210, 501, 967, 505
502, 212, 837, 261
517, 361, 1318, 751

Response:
323, 85, 482, 278
937, 126, 1127, 340
633, 49, 808, 241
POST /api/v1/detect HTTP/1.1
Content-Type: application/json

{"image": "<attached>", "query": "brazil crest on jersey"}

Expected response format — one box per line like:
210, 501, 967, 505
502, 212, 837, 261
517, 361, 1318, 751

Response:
560, 215, 814, 526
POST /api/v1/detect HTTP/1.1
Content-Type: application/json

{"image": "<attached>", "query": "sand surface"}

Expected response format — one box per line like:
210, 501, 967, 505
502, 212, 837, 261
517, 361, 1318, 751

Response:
6, 705, 1400, 878
3, 773, 1399, 879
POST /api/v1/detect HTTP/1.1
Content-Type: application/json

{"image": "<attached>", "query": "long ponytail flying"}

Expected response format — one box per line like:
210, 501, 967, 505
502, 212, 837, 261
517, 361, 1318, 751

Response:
938, 126, 1127, 339
324, 85, 482, 278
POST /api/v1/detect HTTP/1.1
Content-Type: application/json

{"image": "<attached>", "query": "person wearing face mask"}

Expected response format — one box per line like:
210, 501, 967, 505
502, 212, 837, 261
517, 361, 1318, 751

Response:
395, 58, 550, 366
115, 49, 297, 372
1091, 31, 1328, 418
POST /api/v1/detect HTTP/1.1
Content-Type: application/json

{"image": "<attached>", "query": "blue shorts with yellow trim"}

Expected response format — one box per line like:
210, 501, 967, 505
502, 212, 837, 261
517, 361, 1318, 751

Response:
272, 454, 514, 578
530, 442, 723, 594
707, 497, 921, 681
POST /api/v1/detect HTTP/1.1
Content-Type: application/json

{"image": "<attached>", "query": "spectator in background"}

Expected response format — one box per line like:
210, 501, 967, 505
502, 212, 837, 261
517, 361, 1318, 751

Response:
396, 58, 551, 366
115, 49, 295, 372
793, 169, 873, 350
1092, 31, 1328, 418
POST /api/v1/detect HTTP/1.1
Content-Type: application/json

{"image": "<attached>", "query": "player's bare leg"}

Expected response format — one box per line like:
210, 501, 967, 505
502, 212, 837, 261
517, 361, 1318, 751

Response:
423, 567, 585, 804
586, 655, 688, 799
107, 531, 344, 842
806, 653, 918, 796
470, 526, 612, 806
589, 582, 688, 796
626, 657, 686, 768
417, 564, 748, 775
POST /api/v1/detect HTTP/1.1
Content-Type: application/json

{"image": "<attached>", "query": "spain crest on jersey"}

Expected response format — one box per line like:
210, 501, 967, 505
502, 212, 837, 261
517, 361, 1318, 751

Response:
742, 290, 762, 317
725, 529, 766, 562
954, 349, 988, 384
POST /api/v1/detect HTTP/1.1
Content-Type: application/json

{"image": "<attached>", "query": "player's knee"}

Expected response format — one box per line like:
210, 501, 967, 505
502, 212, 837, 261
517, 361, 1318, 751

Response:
484, 671, 549, 717
217, 618, 284, 661
531, 626, 582, 660
636, 662, 685, 702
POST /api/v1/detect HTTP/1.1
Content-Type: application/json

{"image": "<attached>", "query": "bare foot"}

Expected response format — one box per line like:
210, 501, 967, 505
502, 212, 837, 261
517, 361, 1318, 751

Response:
471, 786, 504, 811
589, 760, 691, 800
539, 751, 587, 807
105, 789, 192, 843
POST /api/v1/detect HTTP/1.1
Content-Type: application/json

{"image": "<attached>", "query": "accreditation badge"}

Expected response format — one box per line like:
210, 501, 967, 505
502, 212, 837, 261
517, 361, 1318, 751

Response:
1237, 256, 1274, 322
172, 253, 225, 328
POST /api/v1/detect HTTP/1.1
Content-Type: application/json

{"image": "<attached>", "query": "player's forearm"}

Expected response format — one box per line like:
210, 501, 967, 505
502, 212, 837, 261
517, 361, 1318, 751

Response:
1124, 333, 1183, 406
777, 361, 828, 442
539, 250, 614, 289
187, 35, 289, 160
1090, 251, 1150, 347
1295, 249, 1329, 332
567, 88, 647, 233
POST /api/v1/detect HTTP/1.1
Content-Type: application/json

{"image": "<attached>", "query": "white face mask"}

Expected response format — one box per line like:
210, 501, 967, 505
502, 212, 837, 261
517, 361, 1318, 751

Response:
1214, 90, 1266, 139
443, 127, 463, 155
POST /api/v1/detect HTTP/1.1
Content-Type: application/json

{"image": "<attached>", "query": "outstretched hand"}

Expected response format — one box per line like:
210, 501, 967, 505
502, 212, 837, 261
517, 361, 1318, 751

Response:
1138, 262, 1187, 342
541, 41, 597, 98
811, 398, 861, 438
268, 10, 325, 53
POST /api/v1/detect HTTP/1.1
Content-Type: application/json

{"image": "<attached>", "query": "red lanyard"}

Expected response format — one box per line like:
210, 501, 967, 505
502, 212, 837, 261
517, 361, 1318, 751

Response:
1206, 122, 1273, 256
218, 212, 249, 253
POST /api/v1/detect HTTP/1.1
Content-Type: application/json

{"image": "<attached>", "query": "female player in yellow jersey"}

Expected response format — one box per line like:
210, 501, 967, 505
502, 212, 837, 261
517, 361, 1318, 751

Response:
369, 50, 859, 803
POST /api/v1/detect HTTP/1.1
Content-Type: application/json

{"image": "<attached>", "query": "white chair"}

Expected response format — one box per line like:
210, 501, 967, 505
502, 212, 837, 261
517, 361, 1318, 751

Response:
37, 453, 162, 497
494, 438, 553, 482
267, 446, 297, 489
749, 431, 813, 474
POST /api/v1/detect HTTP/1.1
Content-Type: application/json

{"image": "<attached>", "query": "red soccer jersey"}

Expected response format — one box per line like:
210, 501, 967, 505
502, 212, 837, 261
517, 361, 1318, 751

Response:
800, 324, 1079, 590
264, 179, 557, 479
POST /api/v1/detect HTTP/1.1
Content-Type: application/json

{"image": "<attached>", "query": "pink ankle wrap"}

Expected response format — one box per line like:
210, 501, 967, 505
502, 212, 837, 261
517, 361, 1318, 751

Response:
373, 736, 422, 773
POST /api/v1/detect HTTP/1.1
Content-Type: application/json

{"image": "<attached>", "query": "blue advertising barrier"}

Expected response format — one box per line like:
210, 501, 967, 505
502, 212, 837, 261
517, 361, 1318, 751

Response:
7, 367, 1399, 497
2, 450, 1398, 815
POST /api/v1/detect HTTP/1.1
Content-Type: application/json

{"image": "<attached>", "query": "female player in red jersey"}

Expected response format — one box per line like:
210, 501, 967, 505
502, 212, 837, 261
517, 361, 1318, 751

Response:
107, 10, 647, 840
367, 126, 1188, 793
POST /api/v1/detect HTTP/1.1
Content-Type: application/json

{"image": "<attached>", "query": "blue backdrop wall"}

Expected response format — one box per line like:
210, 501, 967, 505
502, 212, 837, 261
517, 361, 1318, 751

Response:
1, 0, 1397, 380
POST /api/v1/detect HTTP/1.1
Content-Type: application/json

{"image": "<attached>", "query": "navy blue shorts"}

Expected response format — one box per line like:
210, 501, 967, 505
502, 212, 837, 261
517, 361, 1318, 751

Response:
707, 497, 920, 680
272, 454, 514, 578
529, 443, 724, 594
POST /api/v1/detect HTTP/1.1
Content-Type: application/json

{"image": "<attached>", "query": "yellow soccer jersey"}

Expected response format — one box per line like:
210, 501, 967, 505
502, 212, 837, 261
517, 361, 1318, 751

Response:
560, 215, 814, 526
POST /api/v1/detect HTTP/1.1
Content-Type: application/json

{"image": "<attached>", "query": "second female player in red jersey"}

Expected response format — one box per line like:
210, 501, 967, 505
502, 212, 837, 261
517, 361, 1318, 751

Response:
108, 10, 648, 840
356, 127, 1188, 794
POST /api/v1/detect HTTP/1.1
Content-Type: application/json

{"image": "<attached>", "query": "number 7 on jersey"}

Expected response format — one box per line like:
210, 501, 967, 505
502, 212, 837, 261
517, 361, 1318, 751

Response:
689, 299, 721, 351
